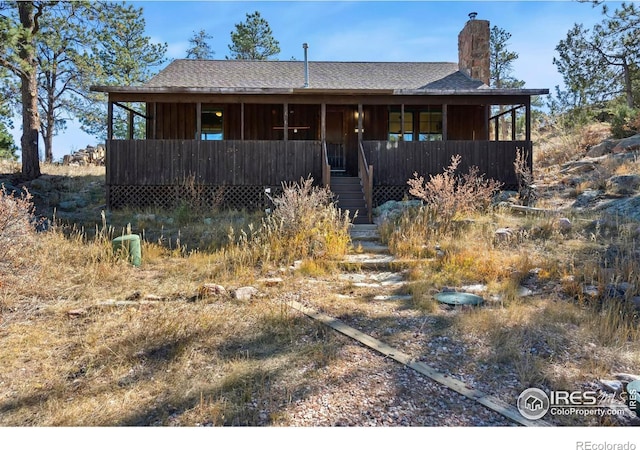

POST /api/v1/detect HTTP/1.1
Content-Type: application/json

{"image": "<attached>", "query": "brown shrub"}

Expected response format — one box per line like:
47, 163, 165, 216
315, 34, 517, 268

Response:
407, 154, 502, 230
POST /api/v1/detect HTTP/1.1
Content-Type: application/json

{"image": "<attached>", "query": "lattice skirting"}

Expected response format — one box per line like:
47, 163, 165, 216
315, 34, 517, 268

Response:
372, 186, 412, 207
108, 185, 283, 210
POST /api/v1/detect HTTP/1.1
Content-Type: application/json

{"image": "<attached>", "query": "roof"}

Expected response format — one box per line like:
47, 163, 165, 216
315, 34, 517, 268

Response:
92, 59, 548, 96
145, 59, 482, 90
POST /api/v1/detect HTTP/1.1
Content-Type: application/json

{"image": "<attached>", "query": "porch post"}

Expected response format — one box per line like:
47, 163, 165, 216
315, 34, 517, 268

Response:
241, 102, 245, 141
442, 104, 448, 141
525, 98, 531, 142
321, 103, 326, 142
358, 103, 363, 142
128, 110, 134, 140
400, 104, 405, 141
107, 101, 113, 140
151, 103, 156, 139
512, 108, 517, 141
284, 103, 288, 142
196, 102, 202, 140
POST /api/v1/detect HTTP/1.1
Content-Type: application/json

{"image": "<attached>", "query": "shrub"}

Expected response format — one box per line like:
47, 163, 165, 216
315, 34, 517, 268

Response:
609, 104, 640, 139
0, 185, 38, 274
514, 148, 536, 206
407, 155, 502, 231
226, 177, 351, 269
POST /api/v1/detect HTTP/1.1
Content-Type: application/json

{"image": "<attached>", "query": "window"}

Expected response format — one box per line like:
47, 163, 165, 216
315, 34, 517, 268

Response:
388, 111, 413, 141
389, 107, 443, 141
418, 109, 443, 141
201, 108, 223, 140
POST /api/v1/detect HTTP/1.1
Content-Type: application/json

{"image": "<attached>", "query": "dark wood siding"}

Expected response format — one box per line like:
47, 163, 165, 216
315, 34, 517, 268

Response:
362, 105, 390, 141
153, 103, 196, 139
363, 140, 530, 187
447, 105, 489, 140
107, 140, 322, 186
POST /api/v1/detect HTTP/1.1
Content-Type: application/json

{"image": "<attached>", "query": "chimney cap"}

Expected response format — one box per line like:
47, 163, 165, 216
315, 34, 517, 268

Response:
468, 12, 478, 20
303, 42, 308, 49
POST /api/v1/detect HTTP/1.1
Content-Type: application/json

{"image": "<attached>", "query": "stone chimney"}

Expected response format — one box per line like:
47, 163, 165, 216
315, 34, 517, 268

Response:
458, 13, 490, 85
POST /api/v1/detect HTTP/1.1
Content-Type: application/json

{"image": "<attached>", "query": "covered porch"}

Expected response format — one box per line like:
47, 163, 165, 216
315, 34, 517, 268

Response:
104, 90, 541, 221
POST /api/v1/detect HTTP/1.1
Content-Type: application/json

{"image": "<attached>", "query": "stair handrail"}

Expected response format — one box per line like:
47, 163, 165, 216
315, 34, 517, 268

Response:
358, 140, 373, 223
322, 140, 331, 189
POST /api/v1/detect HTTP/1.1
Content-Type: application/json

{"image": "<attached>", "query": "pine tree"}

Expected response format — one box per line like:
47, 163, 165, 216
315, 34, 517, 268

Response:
186, 29, 214, 60
228, 11, 280, 60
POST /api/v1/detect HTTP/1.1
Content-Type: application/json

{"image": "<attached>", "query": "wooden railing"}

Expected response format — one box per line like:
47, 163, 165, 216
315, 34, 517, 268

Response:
362, 140, 530, 188
107, 139, 323, 186
358, 141, 374, 223
322, 140, 331, 189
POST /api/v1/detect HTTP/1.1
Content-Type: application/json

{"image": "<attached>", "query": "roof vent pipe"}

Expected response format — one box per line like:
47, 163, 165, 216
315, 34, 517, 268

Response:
468, 12, 478, 20
303, 43, 309, 88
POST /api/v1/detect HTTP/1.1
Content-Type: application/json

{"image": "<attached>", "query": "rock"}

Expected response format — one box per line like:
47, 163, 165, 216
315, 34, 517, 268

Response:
492, 191, 518, 204
373, 200, 422, 225
599, 379, 624, 393
612, 134, 640, 153
47, 191, 60, 207
607, 174, 640, 196
232, 286, 258, 301
198, 283, 227, 297
517, 286, 534, 297
560, 160, 597, 175
58, 200, 77, 212
30, 178, 52, 192
596, 196, 640, 222
203, 218, 213, 225
75, 197, 88, 208
604, 281, 636, 300
613, 373, 640, 383
631, 297, 640, 311
556, 218, 572, 231
586, 140, 617, 157
582, 285, 600, 299
258, 277, 284, 287
494, 228, 514, 243
67, 309, 86, 318
573, 190, 602, 208
135, 213, 156, 222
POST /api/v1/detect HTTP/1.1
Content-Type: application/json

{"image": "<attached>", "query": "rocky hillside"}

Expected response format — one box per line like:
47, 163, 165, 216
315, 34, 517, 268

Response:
534, 124, 640, 222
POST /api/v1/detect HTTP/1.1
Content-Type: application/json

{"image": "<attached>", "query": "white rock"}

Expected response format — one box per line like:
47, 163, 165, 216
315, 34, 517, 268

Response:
232, 286, 258, 301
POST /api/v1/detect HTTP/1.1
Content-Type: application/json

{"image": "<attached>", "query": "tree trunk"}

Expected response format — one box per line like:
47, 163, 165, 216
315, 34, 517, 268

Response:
18, 2, 41, 180
623, 60, 635, 108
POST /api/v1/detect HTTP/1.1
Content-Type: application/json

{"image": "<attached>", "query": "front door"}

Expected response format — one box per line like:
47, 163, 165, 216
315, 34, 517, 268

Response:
326, 109, 346, 171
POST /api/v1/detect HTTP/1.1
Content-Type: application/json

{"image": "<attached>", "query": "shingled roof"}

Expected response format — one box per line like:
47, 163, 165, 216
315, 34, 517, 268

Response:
142, 59, 486, 91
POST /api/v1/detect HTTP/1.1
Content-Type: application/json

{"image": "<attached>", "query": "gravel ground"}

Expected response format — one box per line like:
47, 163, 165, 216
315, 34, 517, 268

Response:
268, 248, 639, 427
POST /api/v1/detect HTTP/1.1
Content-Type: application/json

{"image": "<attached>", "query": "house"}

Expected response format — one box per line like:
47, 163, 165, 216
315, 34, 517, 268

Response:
92, 15, 548, 223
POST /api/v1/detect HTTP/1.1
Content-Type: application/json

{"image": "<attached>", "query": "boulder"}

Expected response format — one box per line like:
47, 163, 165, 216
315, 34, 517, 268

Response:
232, 286, 258, 301
198, 283, 227, 298
30, 178, 53, 192
58, 200, 77, 212
612, 134, 640, 153
494, 227, 514, 243
556, 218, 572, 231
573, 190, 602, 208
607, 174, 640, 196
586, 139, 617, 157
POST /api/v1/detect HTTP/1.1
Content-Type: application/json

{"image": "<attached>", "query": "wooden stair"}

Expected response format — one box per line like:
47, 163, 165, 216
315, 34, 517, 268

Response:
331, 175, 370, 224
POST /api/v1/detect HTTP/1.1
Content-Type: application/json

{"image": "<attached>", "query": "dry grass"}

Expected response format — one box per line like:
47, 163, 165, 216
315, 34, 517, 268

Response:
1, 155, 639, 427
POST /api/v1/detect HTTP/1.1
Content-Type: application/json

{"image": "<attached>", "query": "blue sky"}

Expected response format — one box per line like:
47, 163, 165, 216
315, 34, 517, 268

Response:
8, 0, 619, 161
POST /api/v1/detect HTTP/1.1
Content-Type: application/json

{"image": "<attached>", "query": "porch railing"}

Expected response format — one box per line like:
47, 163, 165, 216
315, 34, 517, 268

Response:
322, 140, 331, 189
107, 139, 323, 186
358, 141, 374, 223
